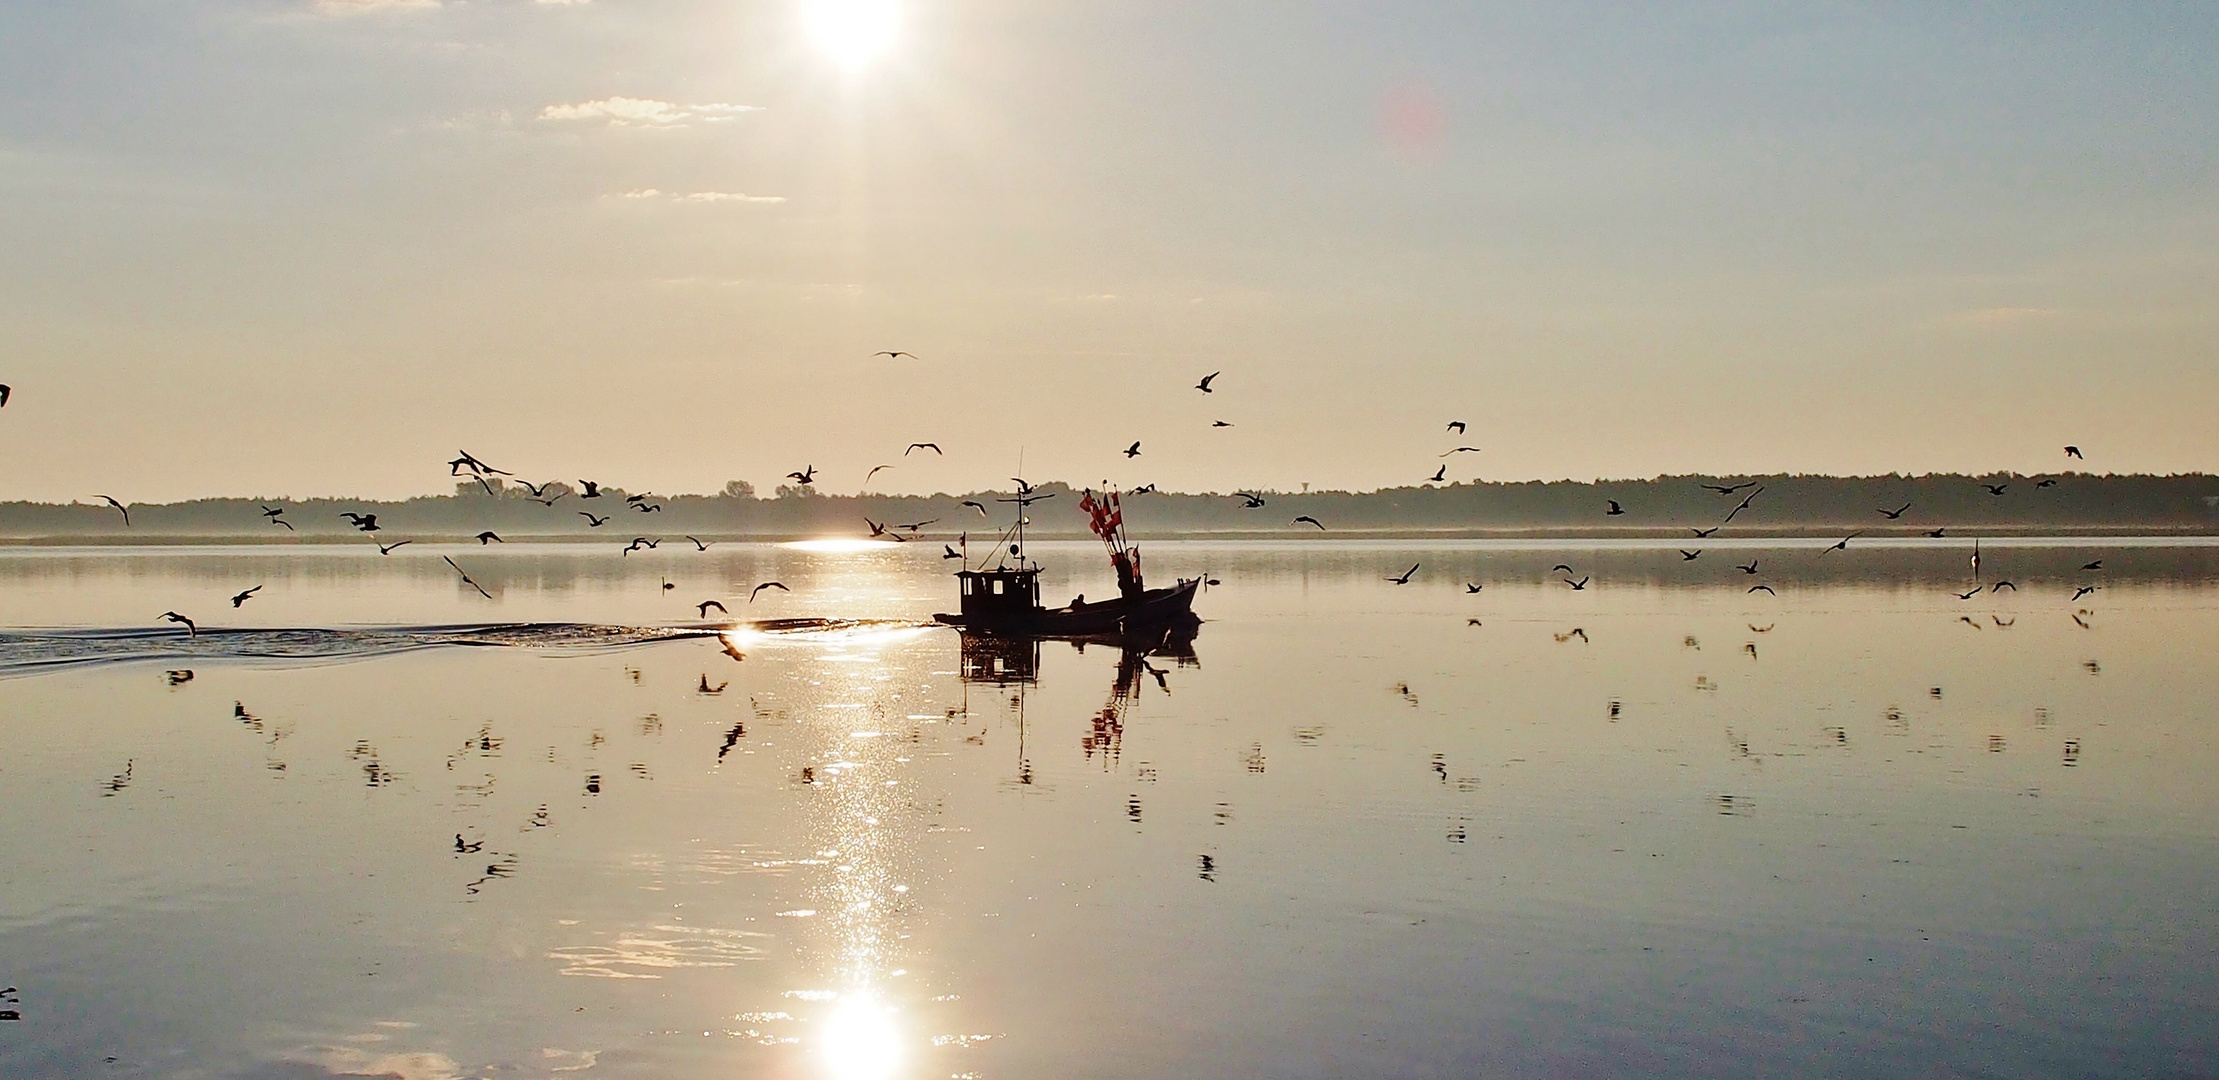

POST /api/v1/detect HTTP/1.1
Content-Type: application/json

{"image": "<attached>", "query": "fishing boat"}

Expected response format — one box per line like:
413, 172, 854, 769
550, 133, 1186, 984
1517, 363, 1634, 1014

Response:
934, 485, 1201, 638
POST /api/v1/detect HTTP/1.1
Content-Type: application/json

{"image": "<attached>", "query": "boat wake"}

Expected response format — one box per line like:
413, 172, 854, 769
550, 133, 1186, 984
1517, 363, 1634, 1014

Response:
0, 618, 914, 678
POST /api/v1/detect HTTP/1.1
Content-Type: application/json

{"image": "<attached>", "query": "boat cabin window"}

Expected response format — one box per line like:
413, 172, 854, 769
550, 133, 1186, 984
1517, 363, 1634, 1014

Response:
991, 579, 1004, 595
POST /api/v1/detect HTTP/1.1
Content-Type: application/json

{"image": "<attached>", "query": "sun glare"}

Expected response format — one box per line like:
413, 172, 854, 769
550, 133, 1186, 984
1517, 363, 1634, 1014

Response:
819, 993, 903, 1080
803, 0, 899, 71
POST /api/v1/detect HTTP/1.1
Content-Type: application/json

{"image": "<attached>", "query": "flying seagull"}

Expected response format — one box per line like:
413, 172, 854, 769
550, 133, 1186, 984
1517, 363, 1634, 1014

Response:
1465, 583, 1483, 593
578, 480, 603, 498
1446, 421, 1465, 434
1955, 587, 1983, 601
1428, 465, 1446, 483
906, 443, 942, 455
864, 464, 893, 485
697, 600, 728, 617
1234, 493, 1266, 508
1735, 560, 1759, 574
1124, 441, 1142, 458
1293, 516, 1325, 530
447, 450, 510, 477
475, 531, 503, 545
1386, 563, 1419, 584
260, 505, 285, 519
1680, 550, 1701, 561
749, 582, 790, 602
230, 586, 261, 608
962, 500, 988, 516
0, 384, 9, 407
1212, 420, 1233, 427
442, 557, 492, 599
97, 495, 130, 527
685, 536, 711, 551
1702, 481, 1759, 495
2081, 560, 2103, 571
2072, 585, 2097, 601
1438, 447, 1482, 457
1926, 527, 1947, 538
1195, 371, 1219, 393
1692, 527, 1719, 538
1824, 531, 1861, 553
579, 512, 609, 527
786, 466, 816, 485
2065, 445, 2083, 459
376, 540, 412, 555
1605, 500, 1625, 516
1724, 487, 1765, 523
943, 544, 962, 559
339, 512, 379, 532
874, 351, 919, 360
1877, 502, 1912, 519
1748, 585, 1776, 595
1564, 576, 1590, 590
1992, 580, 2017, 591
1982, 483, 2009, 496
160, 611, 197, 636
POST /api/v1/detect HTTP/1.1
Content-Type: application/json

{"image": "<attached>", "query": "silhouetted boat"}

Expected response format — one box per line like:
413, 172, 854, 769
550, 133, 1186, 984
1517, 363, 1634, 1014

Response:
935, 487, 1200, 638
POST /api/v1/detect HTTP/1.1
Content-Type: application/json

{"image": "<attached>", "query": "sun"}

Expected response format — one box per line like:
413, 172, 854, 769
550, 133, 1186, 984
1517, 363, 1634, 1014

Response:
803, 0, 899, 72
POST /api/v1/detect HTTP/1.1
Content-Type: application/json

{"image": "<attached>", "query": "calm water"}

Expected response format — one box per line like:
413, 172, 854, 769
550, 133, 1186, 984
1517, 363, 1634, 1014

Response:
1, 539, 2215, 1080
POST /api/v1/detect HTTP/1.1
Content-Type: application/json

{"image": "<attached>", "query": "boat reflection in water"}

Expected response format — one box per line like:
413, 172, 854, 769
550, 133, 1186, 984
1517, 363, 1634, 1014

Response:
957, 614, 1201, 785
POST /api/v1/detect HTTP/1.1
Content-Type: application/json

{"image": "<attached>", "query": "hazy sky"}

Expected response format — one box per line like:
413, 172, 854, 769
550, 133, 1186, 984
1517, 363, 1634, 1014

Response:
2, 1, 2214, 501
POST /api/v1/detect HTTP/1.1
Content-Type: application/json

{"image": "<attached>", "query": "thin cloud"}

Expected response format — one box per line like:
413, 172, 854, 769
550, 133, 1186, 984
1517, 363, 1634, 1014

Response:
540, 98, 762, 126
617, 189, 786, 204
314, 0, 441, 12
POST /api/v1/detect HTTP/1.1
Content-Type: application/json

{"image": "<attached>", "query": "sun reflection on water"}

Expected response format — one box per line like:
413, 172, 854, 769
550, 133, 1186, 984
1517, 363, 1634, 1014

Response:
819, 991, 905, 1080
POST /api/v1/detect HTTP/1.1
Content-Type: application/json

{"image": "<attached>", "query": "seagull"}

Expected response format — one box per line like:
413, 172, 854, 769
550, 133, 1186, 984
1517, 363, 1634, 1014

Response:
1465, 583, 1483, 593
1124, 441, 1142, 458
906, 443, 943, 455
1960, 616, 1982, 629
697, 600, 728, 618
631, 502, 662, 513
1212, 420, 1233, 427
578, 480, 603, 498
160, 611, 197, 636
1692, 526, 1720, 538
1955, 587, 1983, 601
622, 537, 658, 555
2037, 479, 2058, 488
1234, 493, 1266, 508
1926, 527, 1947, 538
230, 586, 261, 607
1605, 500, 1625, 516
260, 505, 285, 519
579, 512, 609, 527
1132, 483, 1157, 493
1724, 487, 1764, 522
514, 479, 553, 499
1293, 515, 1325, 530
1993, 615, 2015, 627
1564, 576, 1590, 590
1446, 421, 1465, 434
1982, 483, 2009, 496
685, 536, 711, 551
1735, 560, 1759, 574
0, 384, 9, 406
874, 351, 919, 360
2081, 560, 2103, 571
786, 466, 816, 485
943, 544, 961, 559
864, 464, 893, 485
962, 500, 988, 516
2072, 612, 2091, 629
1679, 550, 1701, 561
1195, 371, 1219, 393
2072, 586, 2098, 601
1438, 447, 1482, 457
1824, 531, 1861, 553
749, 582, 789, 602
864, 517, 887, 538
475, 531, 503, 545
895, 519, 938, 533
1992, 580, 2017, 591
1749, 623, 1774, 632
661, 577, 675, 592
1551, 564, 1574, 574
97, 495, 130, 527
338, 512, 379, 532
447, 450, 510, 477
1877, 502, 1912, 519
2065, 445, 2083, 459
1428, 465, 1447, 483
1748, 585, 1776, 595
270, 517, 294, 531
1385, 563, 1419, 585
1702, 481, 1760, 495
442, 557, 492, 599
376, 540, 412, 555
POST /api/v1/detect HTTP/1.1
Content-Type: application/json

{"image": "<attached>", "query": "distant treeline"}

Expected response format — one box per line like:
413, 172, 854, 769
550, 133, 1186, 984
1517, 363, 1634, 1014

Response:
3, 473, 2216, 541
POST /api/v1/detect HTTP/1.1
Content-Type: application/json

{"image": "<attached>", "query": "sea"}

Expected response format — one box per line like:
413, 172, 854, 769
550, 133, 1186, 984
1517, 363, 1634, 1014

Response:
1, 537, 2214, 1079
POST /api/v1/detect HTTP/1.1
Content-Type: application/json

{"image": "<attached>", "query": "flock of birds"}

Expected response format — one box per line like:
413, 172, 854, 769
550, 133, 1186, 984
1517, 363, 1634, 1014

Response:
0, 371, 2113, 636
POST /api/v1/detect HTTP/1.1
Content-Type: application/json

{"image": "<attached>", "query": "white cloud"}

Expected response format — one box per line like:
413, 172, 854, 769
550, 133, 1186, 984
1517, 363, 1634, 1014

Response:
616, 189, 786, 204
314, 0, 441, 13
540, 98, 762, 126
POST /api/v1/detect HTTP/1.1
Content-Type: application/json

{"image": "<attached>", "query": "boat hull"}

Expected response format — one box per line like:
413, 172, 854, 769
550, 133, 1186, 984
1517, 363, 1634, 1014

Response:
935, 577, 1200, 638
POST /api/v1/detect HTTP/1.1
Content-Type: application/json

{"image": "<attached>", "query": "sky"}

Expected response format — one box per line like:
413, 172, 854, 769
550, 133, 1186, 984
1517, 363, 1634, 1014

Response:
0, 0, 2215, 502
